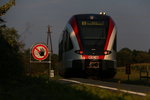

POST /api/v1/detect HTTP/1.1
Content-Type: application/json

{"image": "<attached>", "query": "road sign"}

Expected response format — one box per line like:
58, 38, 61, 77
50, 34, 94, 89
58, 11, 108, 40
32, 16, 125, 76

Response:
126, 64, 131, 75
31, 43, 49, 61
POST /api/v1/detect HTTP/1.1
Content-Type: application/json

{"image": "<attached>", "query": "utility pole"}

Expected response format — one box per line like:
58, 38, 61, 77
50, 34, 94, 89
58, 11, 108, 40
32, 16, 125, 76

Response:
47, 25, 54, 78
47, 25, 53, 53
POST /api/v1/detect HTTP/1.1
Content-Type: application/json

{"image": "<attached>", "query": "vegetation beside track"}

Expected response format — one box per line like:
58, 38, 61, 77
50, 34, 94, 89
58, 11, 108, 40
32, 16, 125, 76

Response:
0, 76, 149, 100
110, 64, 150, 86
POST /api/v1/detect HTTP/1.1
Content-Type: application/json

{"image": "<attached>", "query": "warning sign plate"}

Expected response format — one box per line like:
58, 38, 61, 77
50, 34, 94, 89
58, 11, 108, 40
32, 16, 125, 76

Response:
31, 43, 49, 61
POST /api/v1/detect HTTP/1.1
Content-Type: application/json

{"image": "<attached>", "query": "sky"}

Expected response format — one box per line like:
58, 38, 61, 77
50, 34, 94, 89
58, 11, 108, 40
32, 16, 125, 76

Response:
1, 0, 150, 53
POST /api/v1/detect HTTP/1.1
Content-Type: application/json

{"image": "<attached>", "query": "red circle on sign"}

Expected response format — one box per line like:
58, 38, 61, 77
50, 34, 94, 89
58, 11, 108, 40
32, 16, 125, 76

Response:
32, 44, 49, 61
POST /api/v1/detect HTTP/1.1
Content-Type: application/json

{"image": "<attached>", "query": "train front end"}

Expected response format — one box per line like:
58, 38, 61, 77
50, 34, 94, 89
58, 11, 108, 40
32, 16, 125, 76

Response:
59, 13, 117, 78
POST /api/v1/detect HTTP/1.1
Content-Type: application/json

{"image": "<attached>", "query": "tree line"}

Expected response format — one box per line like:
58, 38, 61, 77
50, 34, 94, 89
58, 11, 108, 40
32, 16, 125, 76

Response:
117, 48, 150, 67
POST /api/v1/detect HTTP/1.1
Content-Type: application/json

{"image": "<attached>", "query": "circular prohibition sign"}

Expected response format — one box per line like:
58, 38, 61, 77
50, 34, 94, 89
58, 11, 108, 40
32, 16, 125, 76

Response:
31, 43, 49, 61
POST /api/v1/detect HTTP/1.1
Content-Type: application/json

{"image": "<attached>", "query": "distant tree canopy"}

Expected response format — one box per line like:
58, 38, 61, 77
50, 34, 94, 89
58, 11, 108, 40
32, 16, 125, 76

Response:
117, 48, 150, 67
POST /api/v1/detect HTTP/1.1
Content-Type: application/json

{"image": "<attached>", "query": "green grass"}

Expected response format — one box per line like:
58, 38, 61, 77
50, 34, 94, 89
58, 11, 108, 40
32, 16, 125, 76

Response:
0, 76, 149, 100
113, 64, 150, 86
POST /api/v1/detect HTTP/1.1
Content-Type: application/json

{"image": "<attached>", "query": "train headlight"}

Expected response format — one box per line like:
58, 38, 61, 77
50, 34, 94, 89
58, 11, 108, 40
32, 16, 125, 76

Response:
104, 50, 111, 55
100, 12, 106, 15
75, 50, 84, 55
79, 51, 84, 54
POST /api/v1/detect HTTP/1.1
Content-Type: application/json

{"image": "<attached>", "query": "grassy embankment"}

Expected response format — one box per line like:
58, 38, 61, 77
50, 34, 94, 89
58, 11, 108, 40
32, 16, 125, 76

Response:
113, 63, 150, 86
0, 76, 149, 100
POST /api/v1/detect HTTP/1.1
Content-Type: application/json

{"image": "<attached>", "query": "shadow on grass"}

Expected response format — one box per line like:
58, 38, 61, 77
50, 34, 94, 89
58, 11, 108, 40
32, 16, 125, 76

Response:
122, 80, 150, 86
0, 76, 124, 100
104, 78, 150, 87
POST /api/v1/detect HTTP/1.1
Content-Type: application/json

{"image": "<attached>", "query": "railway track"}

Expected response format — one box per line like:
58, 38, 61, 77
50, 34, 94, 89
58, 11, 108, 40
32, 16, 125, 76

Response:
59, 78, 150, 97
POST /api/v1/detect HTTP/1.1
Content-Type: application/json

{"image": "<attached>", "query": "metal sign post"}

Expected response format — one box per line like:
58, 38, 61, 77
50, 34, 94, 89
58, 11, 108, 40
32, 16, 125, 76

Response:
30, 43, 49, 76
126, 64, 131, 81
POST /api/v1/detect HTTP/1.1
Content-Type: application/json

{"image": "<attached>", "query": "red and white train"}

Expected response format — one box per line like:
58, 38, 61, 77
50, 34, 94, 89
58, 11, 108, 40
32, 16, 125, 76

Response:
59, 13, 117, 78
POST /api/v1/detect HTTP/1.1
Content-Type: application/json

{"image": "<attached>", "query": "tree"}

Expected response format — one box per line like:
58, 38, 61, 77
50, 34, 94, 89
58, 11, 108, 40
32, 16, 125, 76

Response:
0, 0, 15, 16
117, 48, 150, 67
0, 0, 25, 85
117, 48, 133, 67
0, 0, 15, 28
148, 49, 150, 54
0, 27, 24, 83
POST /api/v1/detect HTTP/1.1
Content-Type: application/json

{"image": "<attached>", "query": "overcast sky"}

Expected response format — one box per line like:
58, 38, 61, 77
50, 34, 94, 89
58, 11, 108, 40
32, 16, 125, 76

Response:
2, 0, 150, 53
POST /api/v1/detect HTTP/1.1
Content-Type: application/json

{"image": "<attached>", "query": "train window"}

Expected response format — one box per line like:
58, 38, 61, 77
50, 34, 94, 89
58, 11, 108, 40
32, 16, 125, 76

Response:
77, 18, 108, 40
59, 33, 64, 60
81, 21, 105, 26
76, 16, 109, 54
79, 27, 106, 40
83, 39, 105, 52
113, 35, 117, 51
59, 41, 63, 61
64, 30, 73, 52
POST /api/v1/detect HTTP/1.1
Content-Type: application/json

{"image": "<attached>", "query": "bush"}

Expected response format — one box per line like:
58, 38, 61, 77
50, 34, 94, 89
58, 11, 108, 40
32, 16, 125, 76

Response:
0, 28, 24, 84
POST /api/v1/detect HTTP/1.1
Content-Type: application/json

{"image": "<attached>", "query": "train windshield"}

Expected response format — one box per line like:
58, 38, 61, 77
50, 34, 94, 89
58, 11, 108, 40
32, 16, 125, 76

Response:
77, 15, 109, 55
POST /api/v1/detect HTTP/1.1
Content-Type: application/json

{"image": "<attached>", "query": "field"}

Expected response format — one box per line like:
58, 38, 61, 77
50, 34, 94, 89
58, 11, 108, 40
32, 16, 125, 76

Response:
112, 63, 150, 86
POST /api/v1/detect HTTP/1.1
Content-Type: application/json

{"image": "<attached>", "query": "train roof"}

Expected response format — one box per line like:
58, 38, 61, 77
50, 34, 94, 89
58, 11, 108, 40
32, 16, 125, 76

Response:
69, 13, 111, 21
74, 13, 109, 16
74, 13, 110, 18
